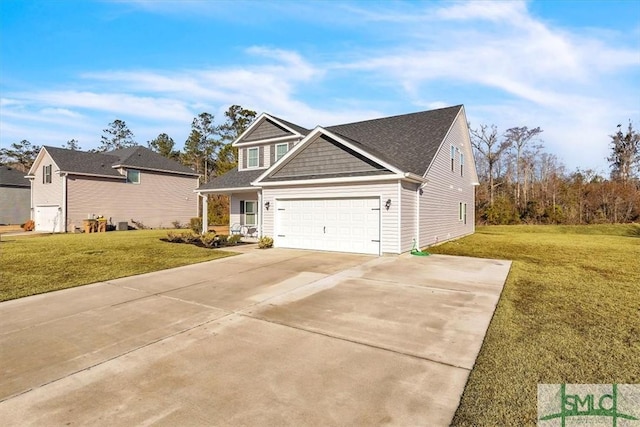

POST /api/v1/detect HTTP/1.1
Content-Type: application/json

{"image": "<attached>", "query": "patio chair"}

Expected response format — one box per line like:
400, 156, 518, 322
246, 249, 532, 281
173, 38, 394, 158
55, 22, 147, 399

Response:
230, 223, 242, 235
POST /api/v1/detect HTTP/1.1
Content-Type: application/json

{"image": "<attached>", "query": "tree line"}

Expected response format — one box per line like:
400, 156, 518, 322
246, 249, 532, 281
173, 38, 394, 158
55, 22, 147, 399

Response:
2, 107, 638, 225
470, 121, 640, 224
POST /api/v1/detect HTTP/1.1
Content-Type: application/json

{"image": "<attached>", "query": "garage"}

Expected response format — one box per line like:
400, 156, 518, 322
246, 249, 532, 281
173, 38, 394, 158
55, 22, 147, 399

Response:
35, 205, 60, 232
275, 198, 380, 255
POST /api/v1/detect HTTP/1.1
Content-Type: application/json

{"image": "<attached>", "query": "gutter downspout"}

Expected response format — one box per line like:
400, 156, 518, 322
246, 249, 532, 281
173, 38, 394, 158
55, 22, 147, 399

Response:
61, 173, 67, 233
416, 181, 429, 250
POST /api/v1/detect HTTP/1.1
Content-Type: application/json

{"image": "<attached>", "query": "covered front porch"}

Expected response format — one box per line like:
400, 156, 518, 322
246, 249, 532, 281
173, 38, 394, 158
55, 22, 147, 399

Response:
198, 189, 263, 240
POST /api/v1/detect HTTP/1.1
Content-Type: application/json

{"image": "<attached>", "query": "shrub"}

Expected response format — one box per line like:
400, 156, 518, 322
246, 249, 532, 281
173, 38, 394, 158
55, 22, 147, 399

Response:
22, 219, 35, 231
228, 234, 242, 245
190, 217, 202, 233
200, 232, 219, 248
171, 220, 183, 229
130, 218, 146, 229
258, 236, 274, 249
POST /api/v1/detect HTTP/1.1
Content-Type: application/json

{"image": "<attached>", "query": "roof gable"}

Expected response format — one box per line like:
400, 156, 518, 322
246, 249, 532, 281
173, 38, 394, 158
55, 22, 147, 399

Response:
264, 133, 392, 182
234, 113, 308, 146
326, 105, 462, 175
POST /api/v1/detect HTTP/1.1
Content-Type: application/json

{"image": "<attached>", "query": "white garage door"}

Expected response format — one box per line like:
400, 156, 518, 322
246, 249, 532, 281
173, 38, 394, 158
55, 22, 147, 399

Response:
276, 198, 380, 255
35, 205, 60, 232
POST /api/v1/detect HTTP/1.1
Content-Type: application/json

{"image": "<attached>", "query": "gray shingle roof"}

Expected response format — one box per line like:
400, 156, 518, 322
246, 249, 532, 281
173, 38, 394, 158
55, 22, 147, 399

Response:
109, 146, 198, 175
0, 166, 30, 187
44, 146, 123, 178
268, 115, 311, 136
199, 105, 463, 190
197, 167, 264, 191
326, 105, 462, 175
43, 145, 198, 177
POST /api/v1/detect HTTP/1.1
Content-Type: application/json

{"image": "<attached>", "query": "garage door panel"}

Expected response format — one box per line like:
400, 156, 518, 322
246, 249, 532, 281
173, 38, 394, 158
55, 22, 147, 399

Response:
276, 198, 380, 255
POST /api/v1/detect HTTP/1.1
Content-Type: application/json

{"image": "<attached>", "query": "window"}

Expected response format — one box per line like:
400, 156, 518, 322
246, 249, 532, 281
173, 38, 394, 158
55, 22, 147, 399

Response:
244, 200, 256, 226
43, 164, 52, 184
450, 146, 455, 171
460, 152, 464, 176
275, 143, 288, 161
247, 147, 259, 168
126, 169, 140, 184
459, 202, 467, 224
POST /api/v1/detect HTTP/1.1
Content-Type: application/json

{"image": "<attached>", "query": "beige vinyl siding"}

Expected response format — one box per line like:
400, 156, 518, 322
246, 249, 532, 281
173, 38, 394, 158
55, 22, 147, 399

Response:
243, 119, 293, 142
229, 192, 260, 227
262, 180, 399, 254
419, 112, 475, 246
32, 150, 63, 208
0, 187, 30, 224
66, 172, 198, 230
400, 181, 418, 252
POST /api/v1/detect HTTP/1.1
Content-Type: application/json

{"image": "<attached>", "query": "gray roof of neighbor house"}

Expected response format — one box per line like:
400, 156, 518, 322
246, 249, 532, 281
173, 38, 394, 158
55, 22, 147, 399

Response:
326, 105, 462, 175
0, 166, 30, 187
43, 146, 199, 178
198, 167, 264, 191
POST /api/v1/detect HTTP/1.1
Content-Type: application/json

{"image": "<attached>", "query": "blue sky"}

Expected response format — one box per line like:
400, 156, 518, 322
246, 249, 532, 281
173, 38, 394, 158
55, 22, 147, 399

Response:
1, 0, 639, 173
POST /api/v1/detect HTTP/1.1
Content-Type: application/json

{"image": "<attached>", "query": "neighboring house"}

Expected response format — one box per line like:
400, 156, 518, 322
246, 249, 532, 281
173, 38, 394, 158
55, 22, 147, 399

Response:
27, 146, 200, 232
0, 165, 30, 225
196, 105, 479, 255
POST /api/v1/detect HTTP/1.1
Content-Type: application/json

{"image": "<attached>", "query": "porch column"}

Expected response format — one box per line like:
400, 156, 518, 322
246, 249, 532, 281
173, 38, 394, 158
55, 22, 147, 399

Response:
201, 193, 208, 234
257, 191, 262, 238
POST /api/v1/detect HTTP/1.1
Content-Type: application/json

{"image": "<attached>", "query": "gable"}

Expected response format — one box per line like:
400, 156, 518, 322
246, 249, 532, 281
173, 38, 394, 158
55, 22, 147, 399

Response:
243, 119, 294, 142
265, 134, 392, 181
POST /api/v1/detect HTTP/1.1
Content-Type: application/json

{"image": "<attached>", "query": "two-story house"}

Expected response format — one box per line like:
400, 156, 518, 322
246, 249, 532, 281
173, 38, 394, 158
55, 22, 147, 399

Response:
196, 105, 478, 255
27, 146, 200, 232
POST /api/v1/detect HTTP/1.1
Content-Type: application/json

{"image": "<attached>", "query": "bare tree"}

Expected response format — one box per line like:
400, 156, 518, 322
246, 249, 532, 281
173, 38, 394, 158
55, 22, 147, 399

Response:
504, 126, 543, 209
470, 124, 511, 206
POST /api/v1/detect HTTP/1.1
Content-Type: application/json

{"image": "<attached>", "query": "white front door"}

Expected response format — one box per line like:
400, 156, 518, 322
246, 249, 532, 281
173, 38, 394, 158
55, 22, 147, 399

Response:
35, 205, 60, 232
275, 198, 380, 255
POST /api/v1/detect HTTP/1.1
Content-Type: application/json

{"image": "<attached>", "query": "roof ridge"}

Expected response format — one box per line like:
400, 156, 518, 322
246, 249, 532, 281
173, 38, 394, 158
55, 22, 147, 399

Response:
327, 105, 462, 128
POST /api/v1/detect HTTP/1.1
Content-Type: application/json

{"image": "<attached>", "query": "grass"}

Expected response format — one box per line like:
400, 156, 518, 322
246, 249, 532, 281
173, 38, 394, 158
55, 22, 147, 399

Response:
0, 230, 237, 302
427, 224, 640, 426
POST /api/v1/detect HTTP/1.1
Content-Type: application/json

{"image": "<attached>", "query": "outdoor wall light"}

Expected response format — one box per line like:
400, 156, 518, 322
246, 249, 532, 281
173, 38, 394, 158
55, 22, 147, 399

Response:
265, 201, 270, 210
385, 199, 392, 210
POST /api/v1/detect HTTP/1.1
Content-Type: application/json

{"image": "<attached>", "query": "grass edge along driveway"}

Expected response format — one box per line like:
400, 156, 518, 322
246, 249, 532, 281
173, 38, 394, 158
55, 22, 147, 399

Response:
429, 224, 640, 426
0, 230, 236, 302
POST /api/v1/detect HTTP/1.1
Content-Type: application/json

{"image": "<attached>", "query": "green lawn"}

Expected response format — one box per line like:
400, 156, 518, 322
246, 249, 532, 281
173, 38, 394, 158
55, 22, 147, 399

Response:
427, 224, 640, 426
0, 230, 236, 302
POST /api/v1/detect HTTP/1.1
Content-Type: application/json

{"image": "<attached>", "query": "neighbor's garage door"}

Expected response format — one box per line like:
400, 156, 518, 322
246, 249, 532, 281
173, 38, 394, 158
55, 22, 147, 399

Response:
276, 198, 380, 255
35, 205, 60, 232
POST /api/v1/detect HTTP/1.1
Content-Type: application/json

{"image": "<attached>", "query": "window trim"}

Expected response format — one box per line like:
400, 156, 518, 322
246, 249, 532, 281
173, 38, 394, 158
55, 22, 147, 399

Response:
126, 169, 141, 184
459, 202, 467, 223
275, 143, 288, 162
244, 200, 257, 226
460, 152, 464, 176
43, 164, 52, 184
247, 147, 259, 168
450, 146, 455, 172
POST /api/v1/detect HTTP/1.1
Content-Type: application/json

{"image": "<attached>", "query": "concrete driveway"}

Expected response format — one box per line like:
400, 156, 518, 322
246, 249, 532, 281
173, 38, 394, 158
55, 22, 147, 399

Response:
0, 247, 511, 426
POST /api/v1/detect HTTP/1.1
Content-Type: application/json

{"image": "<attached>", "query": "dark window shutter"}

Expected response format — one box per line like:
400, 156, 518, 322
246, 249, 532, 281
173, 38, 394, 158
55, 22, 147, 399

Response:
259, 146, 264, 167
242, 149, 247, 169
42, 165, 45, 184
240, 200, 245, 225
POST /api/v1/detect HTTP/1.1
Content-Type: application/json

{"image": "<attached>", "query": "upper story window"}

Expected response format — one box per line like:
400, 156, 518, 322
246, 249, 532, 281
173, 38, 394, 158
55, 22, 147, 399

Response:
43, 164, 52, 184
275, 143, 288, 161
460, 152, 464, 176
247, 147, 259, 168
126, 169, 140, 184
450, 146, 455, 172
